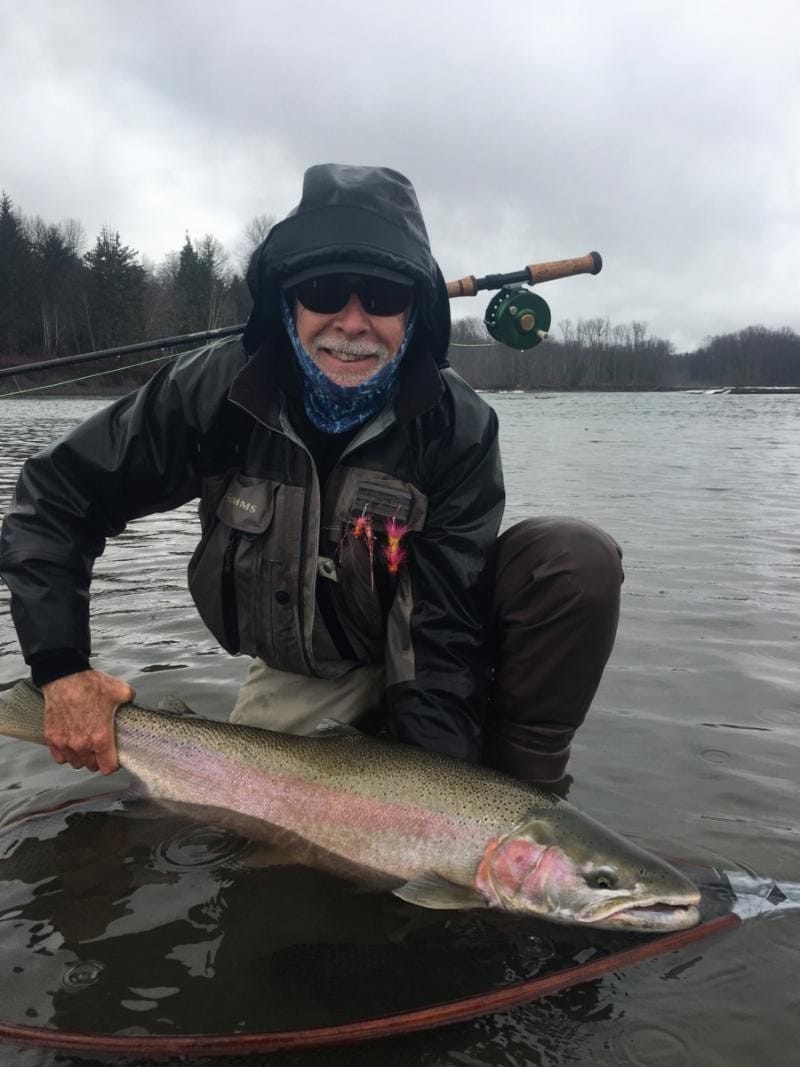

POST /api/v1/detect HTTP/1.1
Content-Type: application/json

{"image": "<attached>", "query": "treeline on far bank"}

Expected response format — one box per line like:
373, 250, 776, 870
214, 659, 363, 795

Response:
0, 192, 266, 373
1, 192, 799, 393
448, 317, 800, 390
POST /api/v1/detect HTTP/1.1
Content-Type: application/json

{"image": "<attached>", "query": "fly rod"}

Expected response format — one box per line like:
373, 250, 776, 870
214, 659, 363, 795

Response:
0, 251, 602, 380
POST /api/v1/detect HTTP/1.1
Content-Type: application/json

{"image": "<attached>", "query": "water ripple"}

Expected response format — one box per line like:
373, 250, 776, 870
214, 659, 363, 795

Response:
60, 958, 105, 992
151, 824, 255, 873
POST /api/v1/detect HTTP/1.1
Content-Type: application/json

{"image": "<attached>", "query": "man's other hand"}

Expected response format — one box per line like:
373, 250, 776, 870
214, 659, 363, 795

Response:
42, 670, 135, 774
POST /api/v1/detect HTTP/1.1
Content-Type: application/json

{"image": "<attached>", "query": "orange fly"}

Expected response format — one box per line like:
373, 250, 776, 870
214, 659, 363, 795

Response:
383, 517, 409, 575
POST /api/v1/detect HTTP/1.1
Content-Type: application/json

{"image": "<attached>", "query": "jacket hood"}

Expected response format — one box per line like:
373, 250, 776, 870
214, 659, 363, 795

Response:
243, 164, 451, 366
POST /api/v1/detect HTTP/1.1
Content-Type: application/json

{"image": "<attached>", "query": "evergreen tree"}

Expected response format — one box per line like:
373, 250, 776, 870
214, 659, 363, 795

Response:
0, 193, 37, 363
82, 227, 146, 350
173, 233, 232, 333
174, 234, 206, 333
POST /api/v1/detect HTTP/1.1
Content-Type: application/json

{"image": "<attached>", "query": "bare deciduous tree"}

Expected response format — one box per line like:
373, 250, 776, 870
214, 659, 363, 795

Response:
236, 213, 276, 273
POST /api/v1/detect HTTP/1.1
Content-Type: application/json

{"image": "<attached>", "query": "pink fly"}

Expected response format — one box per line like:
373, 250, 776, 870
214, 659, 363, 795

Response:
352, 512, 376, 589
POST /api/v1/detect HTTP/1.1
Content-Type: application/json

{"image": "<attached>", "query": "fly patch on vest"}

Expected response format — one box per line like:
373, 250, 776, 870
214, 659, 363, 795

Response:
317, 468, 428, 655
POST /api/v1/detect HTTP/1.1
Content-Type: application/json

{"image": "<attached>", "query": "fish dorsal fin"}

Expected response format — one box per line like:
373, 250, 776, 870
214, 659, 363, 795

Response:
392, 872, 488, 910
310, 718, 363, 738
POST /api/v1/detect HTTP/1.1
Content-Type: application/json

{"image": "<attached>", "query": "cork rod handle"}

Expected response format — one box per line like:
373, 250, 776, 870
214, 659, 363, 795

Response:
527, 252, 602, 285
446, 252, 602, 298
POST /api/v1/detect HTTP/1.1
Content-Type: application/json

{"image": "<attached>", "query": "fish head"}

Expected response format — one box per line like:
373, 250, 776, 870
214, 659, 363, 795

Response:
477, 804, 701, 931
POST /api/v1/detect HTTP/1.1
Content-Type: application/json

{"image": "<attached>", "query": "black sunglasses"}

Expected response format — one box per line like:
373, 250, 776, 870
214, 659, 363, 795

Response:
292, 274, 413, 317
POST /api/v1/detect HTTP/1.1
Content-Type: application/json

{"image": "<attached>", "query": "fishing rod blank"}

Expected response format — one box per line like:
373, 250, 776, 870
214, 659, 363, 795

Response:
0, 325, 244, 380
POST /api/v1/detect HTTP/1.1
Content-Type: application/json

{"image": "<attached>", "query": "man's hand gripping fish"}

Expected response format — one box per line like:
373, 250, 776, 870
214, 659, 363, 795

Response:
0, 681, 700, 932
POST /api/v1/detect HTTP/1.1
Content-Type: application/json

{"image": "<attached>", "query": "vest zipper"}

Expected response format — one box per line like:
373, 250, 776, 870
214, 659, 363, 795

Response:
221, 529, 242, 652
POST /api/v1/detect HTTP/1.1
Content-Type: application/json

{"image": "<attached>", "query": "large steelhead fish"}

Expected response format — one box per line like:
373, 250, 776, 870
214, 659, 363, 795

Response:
0, 681, 700, 931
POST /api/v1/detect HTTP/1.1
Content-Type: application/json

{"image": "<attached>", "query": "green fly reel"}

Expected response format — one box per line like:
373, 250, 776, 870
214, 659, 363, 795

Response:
484, 286, 552, 350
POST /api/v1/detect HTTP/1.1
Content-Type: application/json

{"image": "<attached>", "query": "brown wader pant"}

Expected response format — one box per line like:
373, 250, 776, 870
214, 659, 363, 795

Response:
483, 517, 622, 783
232, 517, 623, 784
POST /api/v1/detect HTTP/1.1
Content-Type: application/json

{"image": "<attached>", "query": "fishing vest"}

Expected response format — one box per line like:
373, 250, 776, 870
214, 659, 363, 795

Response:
186, 402, 429, 683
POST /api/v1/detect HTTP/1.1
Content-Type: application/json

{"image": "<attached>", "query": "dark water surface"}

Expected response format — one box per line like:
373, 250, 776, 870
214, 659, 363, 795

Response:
0, 391, 798, 1065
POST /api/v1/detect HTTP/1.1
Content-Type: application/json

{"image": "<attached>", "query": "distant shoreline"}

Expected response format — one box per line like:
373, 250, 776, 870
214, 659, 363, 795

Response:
3, 385, 800, 401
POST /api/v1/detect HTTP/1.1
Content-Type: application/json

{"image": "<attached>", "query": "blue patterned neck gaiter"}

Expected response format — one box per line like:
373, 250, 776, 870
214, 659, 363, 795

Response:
280, 294, 417, 435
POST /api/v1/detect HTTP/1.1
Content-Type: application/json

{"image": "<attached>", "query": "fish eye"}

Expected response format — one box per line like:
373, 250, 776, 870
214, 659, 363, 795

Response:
587, 866, 618, 890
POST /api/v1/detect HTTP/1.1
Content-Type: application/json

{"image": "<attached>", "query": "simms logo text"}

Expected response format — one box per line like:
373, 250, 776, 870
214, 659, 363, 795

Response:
225, 494, 257, 514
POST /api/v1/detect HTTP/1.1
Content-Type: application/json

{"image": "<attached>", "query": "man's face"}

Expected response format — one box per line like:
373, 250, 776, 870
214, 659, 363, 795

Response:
294, 275, 410, 388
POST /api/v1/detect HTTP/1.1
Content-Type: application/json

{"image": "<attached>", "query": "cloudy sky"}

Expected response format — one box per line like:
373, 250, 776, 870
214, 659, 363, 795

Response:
1, 0, 797, 352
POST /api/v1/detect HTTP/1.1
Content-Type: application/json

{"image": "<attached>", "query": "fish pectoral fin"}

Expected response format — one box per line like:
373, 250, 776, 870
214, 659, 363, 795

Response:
392, 873, 487, 910
310, 718, 364, 738
156, 696, 198, 717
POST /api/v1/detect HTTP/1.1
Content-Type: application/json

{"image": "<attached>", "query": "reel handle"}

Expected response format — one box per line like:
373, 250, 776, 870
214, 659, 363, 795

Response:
446, 251, 602, 298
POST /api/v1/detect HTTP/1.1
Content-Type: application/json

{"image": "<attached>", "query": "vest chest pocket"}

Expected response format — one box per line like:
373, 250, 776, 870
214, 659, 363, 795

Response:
188, 475, 282, 653
321, 470, 428, 652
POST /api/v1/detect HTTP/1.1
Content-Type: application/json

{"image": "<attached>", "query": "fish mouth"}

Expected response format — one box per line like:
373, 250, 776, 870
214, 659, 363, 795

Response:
577, 895, 702, 931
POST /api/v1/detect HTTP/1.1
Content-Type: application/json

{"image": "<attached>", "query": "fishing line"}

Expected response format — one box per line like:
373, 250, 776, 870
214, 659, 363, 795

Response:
0, 352, 180, 399
449, 340, 498, 347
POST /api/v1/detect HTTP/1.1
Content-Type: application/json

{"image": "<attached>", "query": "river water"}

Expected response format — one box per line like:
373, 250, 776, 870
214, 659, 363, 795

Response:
0, 390, 798, 1065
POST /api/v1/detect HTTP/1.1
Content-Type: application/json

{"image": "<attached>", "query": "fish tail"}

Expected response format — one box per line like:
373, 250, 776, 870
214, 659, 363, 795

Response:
0, 681, 47, 744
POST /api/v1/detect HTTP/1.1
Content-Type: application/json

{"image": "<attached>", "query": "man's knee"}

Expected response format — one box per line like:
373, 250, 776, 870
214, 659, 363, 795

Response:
493, 516, 623, 621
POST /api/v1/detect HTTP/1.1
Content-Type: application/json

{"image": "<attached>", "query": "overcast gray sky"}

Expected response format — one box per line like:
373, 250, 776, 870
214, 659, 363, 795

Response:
1, 0, 798, 352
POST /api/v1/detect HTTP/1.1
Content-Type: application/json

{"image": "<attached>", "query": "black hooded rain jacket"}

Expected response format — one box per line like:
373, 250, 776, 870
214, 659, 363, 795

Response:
0, 164, 505, 762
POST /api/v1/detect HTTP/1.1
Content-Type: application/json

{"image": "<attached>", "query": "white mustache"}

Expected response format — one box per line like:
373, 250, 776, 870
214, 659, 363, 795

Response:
312, 336, 390, 361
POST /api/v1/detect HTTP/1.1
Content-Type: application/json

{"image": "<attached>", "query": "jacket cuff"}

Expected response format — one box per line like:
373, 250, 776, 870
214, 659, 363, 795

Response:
28, 649, 91, 688
483, 732, 571, 785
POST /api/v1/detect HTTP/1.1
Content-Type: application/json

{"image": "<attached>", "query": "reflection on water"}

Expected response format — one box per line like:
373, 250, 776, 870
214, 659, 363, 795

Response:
1, 796, 656, 1043
1, 392, 799, 1064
